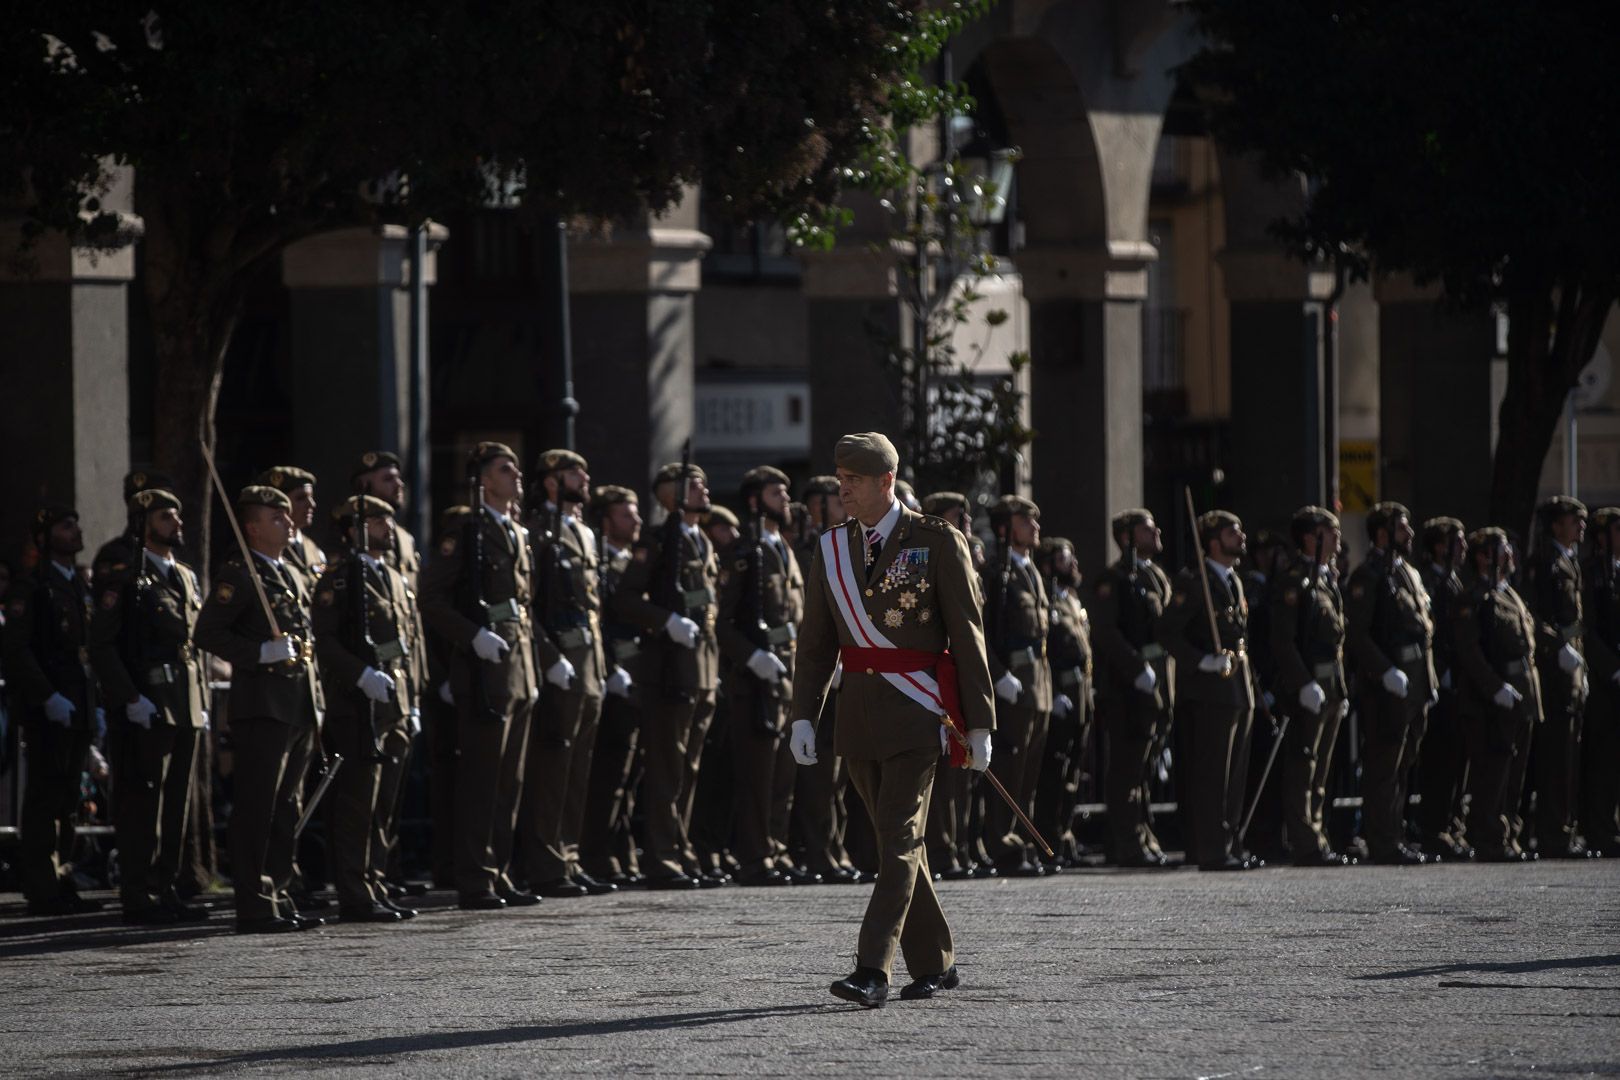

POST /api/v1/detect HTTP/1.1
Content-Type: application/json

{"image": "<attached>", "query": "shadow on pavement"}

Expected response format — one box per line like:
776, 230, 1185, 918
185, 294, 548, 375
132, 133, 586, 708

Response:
1357, 952, 1620, 981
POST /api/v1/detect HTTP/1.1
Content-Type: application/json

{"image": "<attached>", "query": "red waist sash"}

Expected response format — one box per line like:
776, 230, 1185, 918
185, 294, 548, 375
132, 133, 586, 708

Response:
839, 645, 970, 767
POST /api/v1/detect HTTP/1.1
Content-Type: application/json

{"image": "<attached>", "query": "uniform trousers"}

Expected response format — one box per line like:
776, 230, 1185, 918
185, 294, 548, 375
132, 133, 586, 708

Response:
111, 720, 199, 909
230, 713, 316, 920
453, 694, 533, 899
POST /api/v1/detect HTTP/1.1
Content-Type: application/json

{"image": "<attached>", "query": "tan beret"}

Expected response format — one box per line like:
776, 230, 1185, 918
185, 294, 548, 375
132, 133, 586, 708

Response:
704, 505, 739, 529
1111, 508, 1153, 537
740, 466, 791, 497
256, 466, 317, 492
351, 450, 401, 483
330, 494, 395, 523
654, 461, 708, 488
237, 485, 292, 512
1592, 506, 1620, 530
989, 494, 1040, 523
589, 485, 638, 515
1539, 495, 1587, 524
129, 488, 182, 514
1197, 509, 1242, 542
124, 468, 174, 502
803, 475, 840, 497
536, 448, 588, 473
922, 491, 968, 516
1292, 505, 1341, 533
833, 432, 899, 477
1366, 502, 1411, 539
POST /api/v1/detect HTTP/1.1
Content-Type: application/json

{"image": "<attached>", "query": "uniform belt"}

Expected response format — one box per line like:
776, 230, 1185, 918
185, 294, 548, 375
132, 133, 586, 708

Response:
1312, 661, 1339, 681
146, 663, 179, 686
1058, 666, 1086, 689
1558, 621, 1583, 643
556, 626, 594, 650
374, 638, 409, 664
1139, 643, 1166, 661
1394, 643, 1425, 664
486, 598, 524, 625
611, 639, 640, 663
764, 624, 796, 646
838, 644, 971, 767
1007, 646, 1039, 670
1503, 659, 1528, 677
682, 586, 715, 613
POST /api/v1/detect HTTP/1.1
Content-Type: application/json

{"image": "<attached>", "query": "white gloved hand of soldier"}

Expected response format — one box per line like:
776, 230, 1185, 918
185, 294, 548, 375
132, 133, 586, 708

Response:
664, 612, 700, 649
407, 707, 422, 737
830, 660, 844, 689
126, 695, 158, 729
357, 666, 396, 703
747, 649, 788, 684
789, 718, 818, 765
1382, 666, 1410, 699
1557, 643, 1583, 673
968, 728, 993, 772
1133, 664, 1157, 694
1493, 683, 1522, 710
1298, 681, 1326, 716
259, 637, 298, 666
545, 656, 576, 690
1198, 653, 1233, 677
994, 672, 1022, 703
605, 666, 633, 698
1052, 693, 1074, 717
471, 627, 510, 663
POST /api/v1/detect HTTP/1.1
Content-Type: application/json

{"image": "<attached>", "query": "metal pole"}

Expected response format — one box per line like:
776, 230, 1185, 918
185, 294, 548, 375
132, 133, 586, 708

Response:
556, 217, 579, 451
409, 224, 431, 542
1565, 389, 1578, 497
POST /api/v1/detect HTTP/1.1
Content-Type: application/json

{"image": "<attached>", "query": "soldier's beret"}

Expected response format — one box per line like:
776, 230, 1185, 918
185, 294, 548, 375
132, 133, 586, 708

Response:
803, 475, 840, 497
653, 461, 708, 488
438, 504, 473, 531
1038, 536, 1074, 558
704, 505, 739, 529
469, 442, 519, 470
1466, 526, 1510, 557
350, 450, 401, 482
833, 432, 900, 477
1592, 506, 1620, 531
589, 485, 638, 515
330, 494, 394, 523
123, 468, 174, 502
237, 485, 292, 512
1420, 516, 1466, 549
1111, 508, 1153, 536
740, 466, 791, 498
922, 491, 968, 516
257, 465, 317, 492
990, 494, 1040, 523
1366, 502, 1411, 538
32, 504, 78, 537
1197, 509, 1242, 542
129, 488, 182, 514
536, 448, 588, 473
1538, 495, 1587, 524
1291, 505, 1341, 535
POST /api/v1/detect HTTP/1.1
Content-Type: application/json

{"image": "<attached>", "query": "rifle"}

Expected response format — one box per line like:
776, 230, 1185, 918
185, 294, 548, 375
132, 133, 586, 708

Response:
657, 439, 693, 702
120, 501, 151, 682
352, 484, 385, 759
1183, 486, 1235, 677
463, 465, 502, 723
748, 501, 784, 734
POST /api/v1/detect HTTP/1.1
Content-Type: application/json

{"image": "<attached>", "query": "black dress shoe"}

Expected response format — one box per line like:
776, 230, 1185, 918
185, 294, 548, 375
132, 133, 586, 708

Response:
236, 916, 302, 935
822, 866, 861, 884
499, 887, 547, 905
340, 903, 404, 923
695, 873, 729, 889
737, 869, 794, 887
1004, 860, 1045, 878
160, 892, 212, 922
1541, 843, 1599, 859
289, 891, 333, 913
122, 905, 181, 926
533, 879, 588, 899
458, 894, 508, 910
573, 872, 619, 896
899, 965, 961, 1001
1292, 849, 1352, 867
380, 898, 419, 919
940, 866, 975, 881
289, 913, 326, 930
644, 874, 701, 891
782, 866, 823, 886
1199, 856, 1248, 871
829, 967, 889, 1009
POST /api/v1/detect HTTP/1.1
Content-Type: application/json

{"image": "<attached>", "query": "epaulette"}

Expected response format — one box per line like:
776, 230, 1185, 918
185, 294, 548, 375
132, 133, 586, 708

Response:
916, 514, 952, 533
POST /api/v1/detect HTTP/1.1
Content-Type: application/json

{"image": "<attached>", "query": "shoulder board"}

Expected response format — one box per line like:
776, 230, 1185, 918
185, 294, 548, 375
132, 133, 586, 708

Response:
915, 515, 951, 533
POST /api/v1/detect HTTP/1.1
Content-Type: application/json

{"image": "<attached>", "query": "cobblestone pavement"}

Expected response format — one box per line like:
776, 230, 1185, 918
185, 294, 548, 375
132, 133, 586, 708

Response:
3, 861, 1617, 1078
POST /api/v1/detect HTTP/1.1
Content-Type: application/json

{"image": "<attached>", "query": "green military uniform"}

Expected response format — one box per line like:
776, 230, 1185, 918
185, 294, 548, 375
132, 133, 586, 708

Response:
1578, 508, 1620, 851
91, 469, 175, 588
611, 463, 721, 883
1414, 518, 1470, 857
1525, 496, 1590, 856
258, 467, 327, 593
88, 489, 209, 917
417, 443, 540, 903
1033, 537, 1094, 866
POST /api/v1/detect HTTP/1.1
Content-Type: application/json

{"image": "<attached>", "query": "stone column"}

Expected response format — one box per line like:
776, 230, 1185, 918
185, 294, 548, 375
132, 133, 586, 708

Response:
1015, 242, 1153, 572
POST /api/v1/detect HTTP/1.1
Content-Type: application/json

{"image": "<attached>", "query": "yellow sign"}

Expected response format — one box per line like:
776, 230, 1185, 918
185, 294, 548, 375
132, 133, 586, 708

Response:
1339, 441, 1377, 513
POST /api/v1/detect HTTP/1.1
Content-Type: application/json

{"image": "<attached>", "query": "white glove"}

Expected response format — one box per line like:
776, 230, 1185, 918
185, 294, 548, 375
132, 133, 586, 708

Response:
1133, 665, 1157, 694
356, 666, 396, 703
1198, 653, 1233, 677
746, 649, 788, 684
1493, 683, 1522, 710
438, 680, 454, 705
1428, 686, 1439, 706
789, 718, 818, 765
407, 708, 422, 737
1382, 667, 1410, 699
831, 661, 844, 689
968, 729, 993, 772
126, 696, 158, 729
259, 637, 297, 665
664, 612, 699, 649
1557, 643, 1582, 673
1298, 682, 1326, 716
605, 666, 633, 698
1052, 693, 1074, 717
43, 692, 75, 726
1339, 699, 1351, 720
201, 709, 211, 731
1440, 669, 1453, 691
471, 627, 510, 663
994, 672, 1023, 703
545, 657, 576, 690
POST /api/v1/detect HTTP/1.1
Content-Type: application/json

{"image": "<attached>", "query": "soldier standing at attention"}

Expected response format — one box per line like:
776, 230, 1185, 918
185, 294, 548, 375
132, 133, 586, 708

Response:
1578, 508, 1620, 852
919, 491, 981, 880
1156, 510, 1258, 871
418, 442, 542, 909
1346, 501, 1437, 865
257, 467, 326, 593
1415, 516, 1471, 859
1090, 509, 1174, 867
88, 488, 212, 923
91, 469, 175, 586
194, 486, 326, 933
1034, 536, 1094, 868
1269, 506, 1353, 866
3, 506, 103, 915
788, 432, 996, 1007
612, 461, 723, 889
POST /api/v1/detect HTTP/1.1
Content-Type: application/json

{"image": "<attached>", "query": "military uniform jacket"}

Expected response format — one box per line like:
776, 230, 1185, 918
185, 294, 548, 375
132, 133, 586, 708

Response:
1156, 562, 1256, 710
1346, 552, 1436, 698
2, 565, 98, 727
599, 544, 643, 681
88, 555, 207, 728
1526, 545, 1586, 705
1046, 581, 1093, 704
789, 507, 997, 761
1089, 556, 1174, 708
194, 555, 324, 724
1269, 555, 1347, 703
1420, 563, 1465, 687
418, 507, 540, 709
311, 554, 423, 724
92, 533, 138, 590
1451, 581, 1543, 734
1582, 555, 1620, 690
385, 526, 421, 589
718, 526, 806, 694
980, 552, 1054, 713
613, 521, 720, 695
529, 510, 606, 697
284, 532, 328, 594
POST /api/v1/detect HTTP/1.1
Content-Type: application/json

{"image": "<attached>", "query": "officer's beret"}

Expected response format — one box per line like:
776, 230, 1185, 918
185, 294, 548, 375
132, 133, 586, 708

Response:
1291, 505, 1341, 536
438, 504, 473, 531
1197, 509, 1242, 543
589, 485, 638, 515
1366, 502, 1411, 539
257, 466, 317, 493
704, 505, 739, 529
237, 485, 292, 512
129, 488, 182, 514
989, 494, 1040, 523
803, 475, 840, 497
1038, 536, 1074, 558
536, 448, 588, 473
922, 491, 968, 516
1111, 508, 1153, 536
1466, 526, 1510, 558
833, 432, 900, 477
350, 450, 400, 482
1592, 506, 1620, 531
330, 494, 395, 523
740, 466, 791, 498
469, 442, 519, 470
653, 461, 708, 488
123, 468, 174, 502
1420, 516, 1466, 549
1538, 495, 1587, 525
32, 504, 78, 538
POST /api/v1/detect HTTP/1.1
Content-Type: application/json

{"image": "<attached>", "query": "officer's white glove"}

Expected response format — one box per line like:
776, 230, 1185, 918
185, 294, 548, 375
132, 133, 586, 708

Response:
605, 666, 633, 698
1493, 683, 1522, 710
747, 649, 788, 684
1557, 643, 1582, 673
1133, 665, 1157, 694
126, 696, 158, 730
201, 709, 211, 731
664, 612, 700, 649
830, 661, 844, 689
1298, 681, 1326, 716
1381, 667, 1410, 699
259, 637, 297, 665
43, 692, 75, 727
1428, 686, 1440, 706
471, 628, 509, 663
1052, 693, 1075, 718
438, 680, 454, 705
1339, 699, 1351, 720
357, 666, 396, 703
968, 729, 993, 772
789, 719, 818, 765
545, 657, 576, 690
1440, 669, 1454, 691
1198, 653, 1233, 677
994, 672, 1023, 703
407, 708, 422, 737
